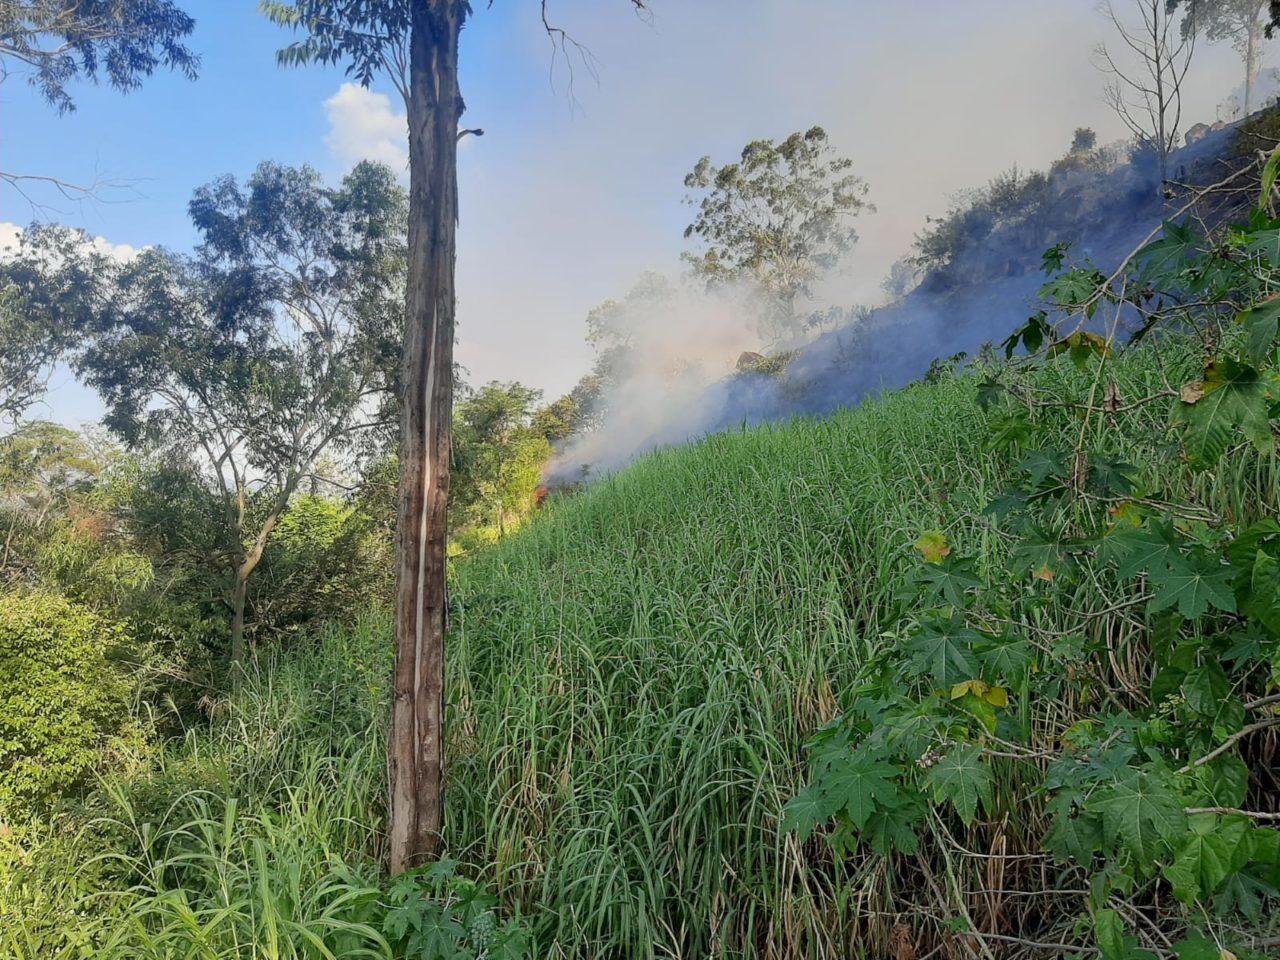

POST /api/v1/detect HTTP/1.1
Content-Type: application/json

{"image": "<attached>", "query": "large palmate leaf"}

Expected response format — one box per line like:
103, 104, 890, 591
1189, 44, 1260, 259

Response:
803, 747, 906, 829
1245, 227, 1280, 266
1041, 268, 1107, 312
1135, 219, 1201, 285
1163, 814, 1252, 904
1090, 768, 1186, 866
1045, 806, 1102, 863
824, 749, 903, 831
912, 556, 982, 606
1147, 555, 1237, 619
903, 617, 982, 688
925, 745, 992, 826
977, 632, 1032, 680
1237, 548, 1280, 634
1174, 358, 1273, 471
1239, 297, 1280, 364
1101, 519, 1188, 580
780, 784, 840, 843
863, 793, 925, 856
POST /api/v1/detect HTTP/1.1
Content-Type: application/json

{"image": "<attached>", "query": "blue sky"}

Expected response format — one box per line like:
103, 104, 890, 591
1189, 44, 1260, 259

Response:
2, 1, 1256, 427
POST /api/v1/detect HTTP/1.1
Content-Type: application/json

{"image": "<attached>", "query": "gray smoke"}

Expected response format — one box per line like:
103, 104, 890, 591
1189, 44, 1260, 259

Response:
547, 123, 1249, 484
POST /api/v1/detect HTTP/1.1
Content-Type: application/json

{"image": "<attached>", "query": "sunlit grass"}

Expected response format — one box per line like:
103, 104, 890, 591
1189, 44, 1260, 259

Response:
5, 338, 1278, 958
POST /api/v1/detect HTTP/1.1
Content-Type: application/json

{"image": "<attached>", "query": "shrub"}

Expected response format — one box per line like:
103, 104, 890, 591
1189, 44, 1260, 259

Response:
249, 493, 393, 639
1232, 103, 1280, 157
0, 591, 137, 817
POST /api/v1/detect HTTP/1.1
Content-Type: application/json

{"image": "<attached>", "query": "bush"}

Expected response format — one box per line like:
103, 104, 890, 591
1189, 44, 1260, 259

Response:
249, 493, 393, 639
1232, 103, 1280, 157
0, 591, 138, 817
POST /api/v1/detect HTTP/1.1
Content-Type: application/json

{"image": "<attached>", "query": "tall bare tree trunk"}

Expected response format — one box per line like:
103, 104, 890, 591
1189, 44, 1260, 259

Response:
1244, 20, 1262, 115
228, 500, 291, 665
388, 0, 465, 875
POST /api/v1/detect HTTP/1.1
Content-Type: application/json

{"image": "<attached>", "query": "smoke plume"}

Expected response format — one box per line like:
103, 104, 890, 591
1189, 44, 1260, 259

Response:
548, 123, 1250, 483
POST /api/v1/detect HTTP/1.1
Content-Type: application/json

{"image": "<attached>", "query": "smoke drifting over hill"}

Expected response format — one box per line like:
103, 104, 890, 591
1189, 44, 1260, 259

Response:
548, 125, 1250, 484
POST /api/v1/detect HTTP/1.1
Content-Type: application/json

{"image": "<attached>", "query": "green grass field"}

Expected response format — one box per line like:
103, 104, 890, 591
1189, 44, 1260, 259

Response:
4, 336, 1277, 958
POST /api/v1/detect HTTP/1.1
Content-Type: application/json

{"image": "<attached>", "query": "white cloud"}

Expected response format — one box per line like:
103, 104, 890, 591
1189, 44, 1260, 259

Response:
324, 83, 408, 175
0, 221, 141, 262
0, 222, 21, 256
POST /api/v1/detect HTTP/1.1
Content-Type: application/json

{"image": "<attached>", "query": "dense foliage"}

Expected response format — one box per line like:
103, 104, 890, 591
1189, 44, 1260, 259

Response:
10, 322, 1278, 957
7, 20, 1280, 951
5, 160, 407, 660
785, 158, 1280, 958
683, 126, 871, 340
0, 0, 198, 113
0, 591, 136, 816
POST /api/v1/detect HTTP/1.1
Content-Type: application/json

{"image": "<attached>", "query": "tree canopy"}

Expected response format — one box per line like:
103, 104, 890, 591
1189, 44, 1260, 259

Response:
451, 382, 549, 535
1170, 0, 1270, 113
682, 126, 870, 341
0, 0, 198, 113
3, 161, 407, 659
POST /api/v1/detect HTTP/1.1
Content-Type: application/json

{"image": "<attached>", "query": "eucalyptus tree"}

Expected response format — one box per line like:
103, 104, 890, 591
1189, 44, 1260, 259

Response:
17, 162, 406, 662
0, 0, 197, 112
262, 0, 647, 873
451, 381, 549, 535
0, 286, 58, 434
1170, 1, 1270, 114
0, 224, 102, 434
0, 0, 199, 201
681, 127, 871, 341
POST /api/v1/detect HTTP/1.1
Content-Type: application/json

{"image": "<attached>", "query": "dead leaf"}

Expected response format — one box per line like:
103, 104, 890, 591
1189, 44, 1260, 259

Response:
1033, 563, 1055, 582
914, 530, 951, 564
1181, 380, 1206, 404
951, 678, 988, 700
1104, 379, 1121, 414
889, 922, 916, 960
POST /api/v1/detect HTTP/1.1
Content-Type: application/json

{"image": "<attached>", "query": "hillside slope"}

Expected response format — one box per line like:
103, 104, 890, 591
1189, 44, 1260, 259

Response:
569, 121, 1256, 477
6, 334, 1277, 959
444, 333, 1276, 957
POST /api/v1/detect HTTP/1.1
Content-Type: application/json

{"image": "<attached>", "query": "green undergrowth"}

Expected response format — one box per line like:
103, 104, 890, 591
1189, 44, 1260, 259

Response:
3, 336, 1276, 958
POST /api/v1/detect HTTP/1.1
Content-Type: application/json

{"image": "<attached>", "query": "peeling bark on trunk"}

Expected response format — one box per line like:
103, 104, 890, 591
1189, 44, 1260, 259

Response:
387, 0, 465, 875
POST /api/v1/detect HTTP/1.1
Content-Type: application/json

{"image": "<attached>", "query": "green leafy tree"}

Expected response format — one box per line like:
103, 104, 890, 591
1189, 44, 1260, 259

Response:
262, 0, 647, 872
0, 225, 101, 432
14, 162, 406, 662
0, 0, 198, 113
531, 390, 588, 444
452, 382, 550, 536
0, 287, 59, 434
578, 270, 675, 421
1170, 0, 1270, 114
0, 0, 199, 203
0, 421, 99, 576
682, 126, 870, 340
